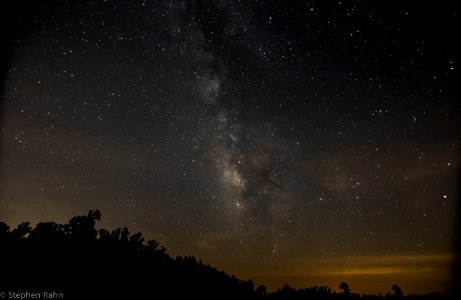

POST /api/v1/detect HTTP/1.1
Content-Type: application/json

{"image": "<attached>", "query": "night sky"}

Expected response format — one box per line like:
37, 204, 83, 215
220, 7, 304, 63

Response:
1, 0, 459, 295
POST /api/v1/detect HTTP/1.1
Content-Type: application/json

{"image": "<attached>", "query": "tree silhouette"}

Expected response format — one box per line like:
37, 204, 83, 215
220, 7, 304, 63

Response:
0, 210, 260, 299
0, 221, 10, 239
256, 285, 267, 296
0, 211, 448, 300
66, 209, 101, 240
392, 284, 403, 298
339, 281, 351, 295
30, 222, 64, 241
11, 221, 32, 239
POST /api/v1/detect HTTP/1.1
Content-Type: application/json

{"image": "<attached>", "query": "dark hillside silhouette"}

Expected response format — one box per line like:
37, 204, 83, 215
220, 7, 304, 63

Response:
0, 211, 449, 300
0, 210, 254, 299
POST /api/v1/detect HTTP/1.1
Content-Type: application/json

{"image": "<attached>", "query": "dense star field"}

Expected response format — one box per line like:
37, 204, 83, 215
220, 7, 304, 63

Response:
1, 0, 458, 295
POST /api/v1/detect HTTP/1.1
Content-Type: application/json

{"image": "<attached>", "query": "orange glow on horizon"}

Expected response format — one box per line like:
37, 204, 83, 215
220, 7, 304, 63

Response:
238, 253, 455, 295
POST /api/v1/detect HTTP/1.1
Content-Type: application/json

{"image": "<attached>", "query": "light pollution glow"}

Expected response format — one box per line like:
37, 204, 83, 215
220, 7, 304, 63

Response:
238, 253, 455, 295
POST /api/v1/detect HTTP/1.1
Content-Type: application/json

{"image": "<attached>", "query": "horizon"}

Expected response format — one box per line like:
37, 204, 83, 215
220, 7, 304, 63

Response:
0, 212, 455, 295
1, 0, 458, 296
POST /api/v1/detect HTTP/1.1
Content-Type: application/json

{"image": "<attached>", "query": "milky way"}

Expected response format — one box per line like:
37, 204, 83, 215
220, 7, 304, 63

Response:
1, 0, 458, 294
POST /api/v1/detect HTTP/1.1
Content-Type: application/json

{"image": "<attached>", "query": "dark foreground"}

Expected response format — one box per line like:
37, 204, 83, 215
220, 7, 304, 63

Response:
0, 210, 448, 299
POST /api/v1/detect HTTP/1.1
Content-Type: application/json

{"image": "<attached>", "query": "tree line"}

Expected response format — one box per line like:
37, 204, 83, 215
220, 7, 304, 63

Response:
0, 210, 447, 299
